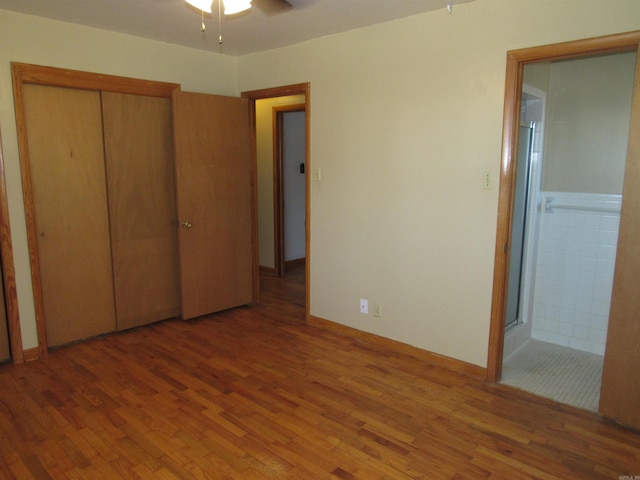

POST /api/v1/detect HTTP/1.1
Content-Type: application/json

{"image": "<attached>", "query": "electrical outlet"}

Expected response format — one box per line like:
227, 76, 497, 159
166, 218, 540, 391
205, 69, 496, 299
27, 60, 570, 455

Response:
360, 298, 368, 314
373, 303, 381, 318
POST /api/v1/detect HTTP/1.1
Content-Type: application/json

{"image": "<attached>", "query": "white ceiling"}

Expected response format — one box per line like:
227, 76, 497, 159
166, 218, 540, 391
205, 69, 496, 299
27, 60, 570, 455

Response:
0, 0, 476, 56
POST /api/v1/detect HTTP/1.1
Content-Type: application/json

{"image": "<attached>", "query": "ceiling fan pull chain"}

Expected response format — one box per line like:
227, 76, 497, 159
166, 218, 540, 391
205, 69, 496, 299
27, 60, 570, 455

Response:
219, 0, 223, 44
201, 9, 206, 32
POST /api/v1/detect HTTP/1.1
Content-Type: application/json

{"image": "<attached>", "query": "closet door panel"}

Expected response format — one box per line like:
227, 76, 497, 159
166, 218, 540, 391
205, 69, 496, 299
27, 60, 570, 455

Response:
0, 278, 9, 361
102, 92, 180, 330
173, 91, 254, 319
23, 84, 116, 347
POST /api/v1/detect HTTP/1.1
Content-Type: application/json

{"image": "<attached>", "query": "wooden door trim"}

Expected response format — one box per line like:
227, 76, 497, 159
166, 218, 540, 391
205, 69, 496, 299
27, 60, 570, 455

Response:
599, 46, 640, 429
487, 30, 640, 383
242, 84, 311, 321
12, 62, 179, 97
273, 103, 306, 277
11, 62, 179, 360
0, 128, 23, 363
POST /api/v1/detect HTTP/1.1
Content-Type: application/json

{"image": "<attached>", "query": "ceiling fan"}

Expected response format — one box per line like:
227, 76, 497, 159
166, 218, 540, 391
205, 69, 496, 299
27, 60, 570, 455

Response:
185, 0, 293, 16
185, 0, 293, 45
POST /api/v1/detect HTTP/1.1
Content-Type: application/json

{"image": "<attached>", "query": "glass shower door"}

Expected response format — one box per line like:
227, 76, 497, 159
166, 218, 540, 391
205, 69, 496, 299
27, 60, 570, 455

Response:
505, 124, 534, 329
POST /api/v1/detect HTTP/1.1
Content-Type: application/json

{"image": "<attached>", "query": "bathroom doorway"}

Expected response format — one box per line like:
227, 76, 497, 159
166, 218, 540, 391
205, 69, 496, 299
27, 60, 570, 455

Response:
488, 32, 640, 417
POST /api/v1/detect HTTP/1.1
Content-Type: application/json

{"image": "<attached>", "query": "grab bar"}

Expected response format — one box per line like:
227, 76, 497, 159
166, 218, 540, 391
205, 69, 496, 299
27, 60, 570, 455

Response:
545, 198, 620, 214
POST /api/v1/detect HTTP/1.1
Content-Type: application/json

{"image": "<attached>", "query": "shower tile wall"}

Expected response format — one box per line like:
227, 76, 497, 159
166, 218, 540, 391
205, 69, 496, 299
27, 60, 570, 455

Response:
531, 192, 621, 356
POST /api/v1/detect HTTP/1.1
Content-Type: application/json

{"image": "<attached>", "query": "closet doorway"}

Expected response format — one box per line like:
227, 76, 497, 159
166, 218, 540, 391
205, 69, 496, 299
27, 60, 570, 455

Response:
13, 63, 256, 354
0, 127, 22, 363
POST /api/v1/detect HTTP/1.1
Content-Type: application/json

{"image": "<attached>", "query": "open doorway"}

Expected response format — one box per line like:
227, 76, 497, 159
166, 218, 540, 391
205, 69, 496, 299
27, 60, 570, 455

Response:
274, 104, 306, 276
488, 32, 640, 423
503, 53, 635, 412
242, 84, 310, 320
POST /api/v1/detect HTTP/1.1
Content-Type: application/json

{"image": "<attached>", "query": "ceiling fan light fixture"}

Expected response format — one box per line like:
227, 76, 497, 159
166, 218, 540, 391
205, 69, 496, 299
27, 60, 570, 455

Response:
223, 0, 252, 15
185, 0, 213, 13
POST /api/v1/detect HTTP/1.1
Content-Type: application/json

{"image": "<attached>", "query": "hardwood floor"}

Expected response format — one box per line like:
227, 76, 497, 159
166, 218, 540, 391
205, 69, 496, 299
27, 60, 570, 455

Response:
1, 267, 639, 479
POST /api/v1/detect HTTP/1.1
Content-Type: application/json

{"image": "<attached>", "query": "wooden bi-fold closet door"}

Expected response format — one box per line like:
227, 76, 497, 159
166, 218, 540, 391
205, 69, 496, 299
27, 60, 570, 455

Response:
23, 84, 117, 347
102, 92, 180, 331
18, 64, 255, 350
0, 279, 10, 361
22, 85, 181, 347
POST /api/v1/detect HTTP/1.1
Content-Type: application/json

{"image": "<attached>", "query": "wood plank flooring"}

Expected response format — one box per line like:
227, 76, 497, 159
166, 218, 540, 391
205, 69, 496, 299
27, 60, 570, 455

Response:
0, 266, 639, 479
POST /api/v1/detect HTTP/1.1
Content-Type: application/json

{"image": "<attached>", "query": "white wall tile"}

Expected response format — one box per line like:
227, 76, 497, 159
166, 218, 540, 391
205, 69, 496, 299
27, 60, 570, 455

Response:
600, 216, 619, 232
589, 314, 609, 331
597, 245, 616, 261
530, 192, 620, 355
569, 337, 592, 352
572, 325, 590, 340
589, 328, 608, 344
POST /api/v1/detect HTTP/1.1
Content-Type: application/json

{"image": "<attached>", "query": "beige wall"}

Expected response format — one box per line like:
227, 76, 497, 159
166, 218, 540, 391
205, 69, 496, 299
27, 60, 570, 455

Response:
0, 9, 238, 350
256, 95, 305, 269
542, 52, 636, 193
238, 0, 640, 367
2, 1, 640, 367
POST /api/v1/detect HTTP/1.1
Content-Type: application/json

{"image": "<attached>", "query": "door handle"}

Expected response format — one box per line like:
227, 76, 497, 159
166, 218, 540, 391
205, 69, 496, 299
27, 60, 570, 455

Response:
181, 220, 193, 229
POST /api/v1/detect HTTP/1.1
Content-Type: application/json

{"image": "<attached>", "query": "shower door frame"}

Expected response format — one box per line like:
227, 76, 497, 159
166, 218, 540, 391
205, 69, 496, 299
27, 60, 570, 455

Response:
486, 30, 640, 383
504, 121, 534, 331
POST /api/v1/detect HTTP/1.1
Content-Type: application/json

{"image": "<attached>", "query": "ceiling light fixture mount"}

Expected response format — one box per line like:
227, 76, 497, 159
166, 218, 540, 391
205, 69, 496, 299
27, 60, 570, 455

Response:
185, 0, 252, 43
185, 0, 292, 44
185, 0, 252, 15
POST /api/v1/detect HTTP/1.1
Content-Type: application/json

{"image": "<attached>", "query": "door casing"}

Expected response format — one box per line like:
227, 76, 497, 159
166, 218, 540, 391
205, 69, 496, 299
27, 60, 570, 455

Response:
486, 31, 640, 383
12, 63, 180, 359
242, 84, 311, 320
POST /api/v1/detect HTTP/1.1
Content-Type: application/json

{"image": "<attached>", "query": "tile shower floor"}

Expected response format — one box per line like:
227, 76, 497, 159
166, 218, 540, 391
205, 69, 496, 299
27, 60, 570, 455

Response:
501, 339, 603, 412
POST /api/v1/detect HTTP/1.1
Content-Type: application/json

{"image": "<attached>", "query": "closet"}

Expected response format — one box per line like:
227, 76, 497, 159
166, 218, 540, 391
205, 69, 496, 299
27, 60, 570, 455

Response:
22, 84, 179, 346
14, 63, 255, 351
0, 126, 16, 362
102, 92, 180, 331
24, 85, 117, 346
0, 278, 9, 361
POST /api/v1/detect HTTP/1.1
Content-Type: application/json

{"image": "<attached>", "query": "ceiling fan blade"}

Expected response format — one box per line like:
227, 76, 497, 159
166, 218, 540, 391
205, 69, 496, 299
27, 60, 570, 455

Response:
253, 0, 293, 16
